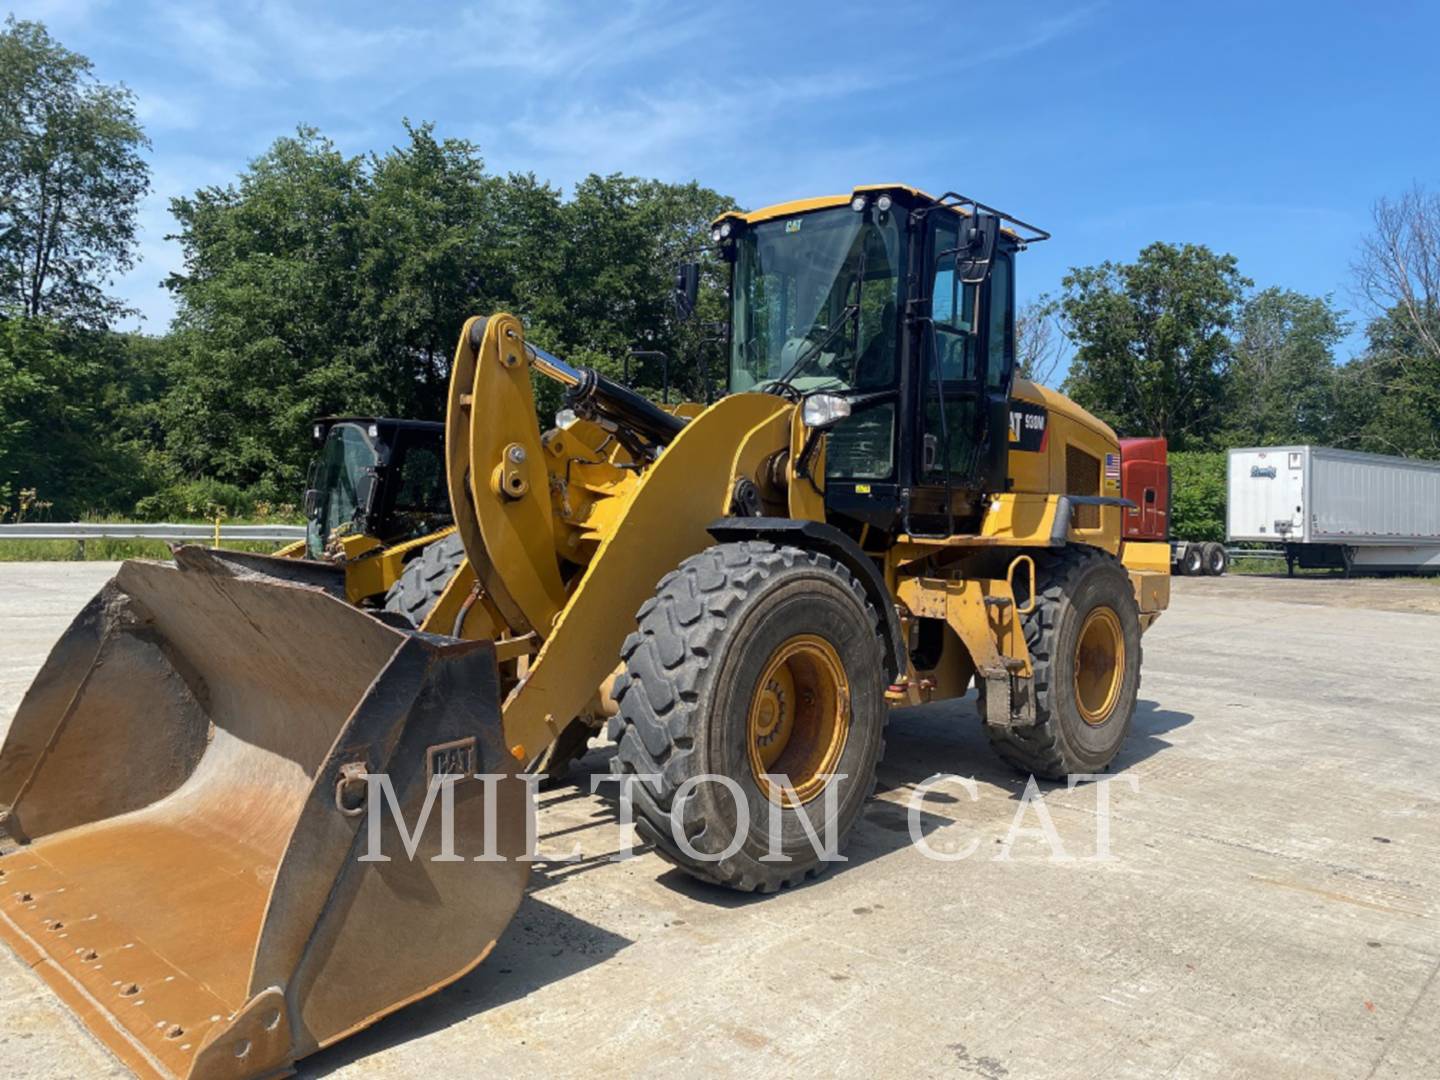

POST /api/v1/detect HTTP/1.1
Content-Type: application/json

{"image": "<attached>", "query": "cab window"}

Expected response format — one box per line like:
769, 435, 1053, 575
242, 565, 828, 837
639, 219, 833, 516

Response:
986, 251, 1014, 391
929, 243, 977, 381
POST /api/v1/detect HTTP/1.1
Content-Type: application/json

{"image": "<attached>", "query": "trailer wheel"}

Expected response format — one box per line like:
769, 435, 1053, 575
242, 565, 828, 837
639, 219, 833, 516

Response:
1178, 544, 1203, 576
611, 541, 887, 893
1202, 542, 1228, 576
383, 531, 466, 627
981, 546, 1142, 780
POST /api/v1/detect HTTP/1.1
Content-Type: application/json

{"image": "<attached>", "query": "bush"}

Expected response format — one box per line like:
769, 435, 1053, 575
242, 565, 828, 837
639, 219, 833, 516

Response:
133, 479, 258, 521
1169, 451, 1226, 541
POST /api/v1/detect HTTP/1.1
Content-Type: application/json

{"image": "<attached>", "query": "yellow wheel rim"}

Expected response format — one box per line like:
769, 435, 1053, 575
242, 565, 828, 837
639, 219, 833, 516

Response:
1073, 607, 1125, 726
746, 634, 850, 806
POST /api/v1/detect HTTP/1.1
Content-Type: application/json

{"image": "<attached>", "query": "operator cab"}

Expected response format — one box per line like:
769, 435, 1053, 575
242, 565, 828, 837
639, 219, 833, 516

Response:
304, 417, 452, 558
708, 187, 1048, 538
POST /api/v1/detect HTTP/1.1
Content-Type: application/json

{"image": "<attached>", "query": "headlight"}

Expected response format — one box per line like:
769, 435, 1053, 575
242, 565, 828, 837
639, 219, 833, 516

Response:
555, 408, 579, 430
850, 195, 867, 212
720, 220, 732, 238
711, 226, 722, 242
802, 393, 851, 430
876, 193, 893, 212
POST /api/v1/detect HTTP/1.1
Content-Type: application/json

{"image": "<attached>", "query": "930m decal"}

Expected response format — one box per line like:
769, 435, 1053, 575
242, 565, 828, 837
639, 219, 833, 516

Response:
1008, 401, 1048, 452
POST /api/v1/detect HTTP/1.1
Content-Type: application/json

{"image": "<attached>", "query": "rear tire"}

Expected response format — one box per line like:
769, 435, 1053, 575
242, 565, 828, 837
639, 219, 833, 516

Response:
610, 541, 887, 893
383, 532, 465, 628
1178, 544, 1203, 576
389, 532, 593, 785
982, 546, 1141, 780
1202, 542, 1228, 576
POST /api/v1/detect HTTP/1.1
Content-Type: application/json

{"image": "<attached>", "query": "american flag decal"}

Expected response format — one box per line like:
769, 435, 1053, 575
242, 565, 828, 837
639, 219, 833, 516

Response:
1104, 453, 1120, 480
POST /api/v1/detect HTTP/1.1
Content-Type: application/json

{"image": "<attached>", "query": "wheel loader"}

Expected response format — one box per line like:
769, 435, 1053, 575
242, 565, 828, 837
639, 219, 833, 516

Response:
0, 185, 1170, 1079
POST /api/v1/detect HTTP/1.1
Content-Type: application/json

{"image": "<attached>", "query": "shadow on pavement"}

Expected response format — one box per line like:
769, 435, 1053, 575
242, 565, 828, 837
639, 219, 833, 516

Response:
299, 892, 632, 1077
876, 693, 1191, 797
299, 694, 1193, 1069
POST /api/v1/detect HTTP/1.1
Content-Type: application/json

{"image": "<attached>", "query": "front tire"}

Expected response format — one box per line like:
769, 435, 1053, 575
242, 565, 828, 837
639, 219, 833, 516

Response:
610, 541, 887, 893
383, 531, 466, 628
983, 546, 1142, 779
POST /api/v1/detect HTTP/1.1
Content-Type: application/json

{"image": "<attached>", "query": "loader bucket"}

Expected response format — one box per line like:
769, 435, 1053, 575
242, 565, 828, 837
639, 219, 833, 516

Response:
0, 548, 529, 1079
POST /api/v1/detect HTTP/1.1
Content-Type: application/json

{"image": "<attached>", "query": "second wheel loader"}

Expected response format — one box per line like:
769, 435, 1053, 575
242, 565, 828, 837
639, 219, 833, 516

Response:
0, 185, 1169, 1079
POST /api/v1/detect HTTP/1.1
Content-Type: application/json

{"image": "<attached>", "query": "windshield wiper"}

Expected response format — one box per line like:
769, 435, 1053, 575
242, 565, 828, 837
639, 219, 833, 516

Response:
773, 229, 871, 396
768, 303, 859, 395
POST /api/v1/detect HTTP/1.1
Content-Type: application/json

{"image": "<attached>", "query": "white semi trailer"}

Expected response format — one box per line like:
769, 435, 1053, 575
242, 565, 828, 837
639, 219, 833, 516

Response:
1227, 446, 1440, 575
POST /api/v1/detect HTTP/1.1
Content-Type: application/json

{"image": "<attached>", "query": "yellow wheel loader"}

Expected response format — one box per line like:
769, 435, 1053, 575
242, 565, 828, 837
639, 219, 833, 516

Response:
0, 185, 1170, 1078
285, 415, 461, 607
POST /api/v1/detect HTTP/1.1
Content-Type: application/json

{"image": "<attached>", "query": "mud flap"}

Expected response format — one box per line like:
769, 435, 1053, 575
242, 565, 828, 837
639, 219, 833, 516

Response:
0, 549, 529, 1079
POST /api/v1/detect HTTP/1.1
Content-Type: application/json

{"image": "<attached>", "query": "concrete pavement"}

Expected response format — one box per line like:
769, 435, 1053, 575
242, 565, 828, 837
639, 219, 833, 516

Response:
0, 562, 1436, 1079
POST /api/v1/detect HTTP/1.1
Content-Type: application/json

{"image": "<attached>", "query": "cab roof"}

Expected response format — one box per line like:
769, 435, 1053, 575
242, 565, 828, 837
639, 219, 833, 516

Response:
714, 184, 1039, 244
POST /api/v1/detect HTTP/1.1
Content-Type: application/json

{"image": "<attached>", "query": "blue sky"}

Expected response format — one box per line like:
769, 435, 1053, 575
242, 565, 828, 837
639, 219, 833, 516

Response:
13, 0, 1440, 364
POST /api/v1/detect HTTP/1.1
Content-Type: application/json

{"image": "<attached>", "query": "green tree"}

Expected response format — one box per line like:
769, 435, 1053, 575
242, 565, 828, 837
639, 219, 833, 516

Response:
1058, 242, 1250, 448
1168, 450, 1226, 542
1226, 288, 1347, 446
0, 317, 163, 515
360, 122, 505, 419
549, 175, 732, 367
0, 17, 150, 326
0, 316, 43, 506
1331, 308, 1440, 458
164, 128, 373, 498
0, 20, 159, 518
1345, 186, 1440, 459
162, 125, 736, 500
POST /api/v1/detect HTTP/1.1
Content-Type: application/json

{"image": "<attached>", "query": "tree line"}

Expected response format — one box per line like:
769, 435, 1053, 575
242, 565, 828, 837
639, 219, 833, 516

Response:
1029, 230, 1439, 459
2, 18, 1438, 524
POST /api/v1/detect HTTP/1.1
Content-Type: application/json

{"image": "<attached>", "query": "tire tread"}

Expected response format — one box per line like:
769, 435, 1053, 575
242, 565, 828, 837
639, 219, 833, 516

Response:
983, 545, 1141, 779
610, 541, 886, 892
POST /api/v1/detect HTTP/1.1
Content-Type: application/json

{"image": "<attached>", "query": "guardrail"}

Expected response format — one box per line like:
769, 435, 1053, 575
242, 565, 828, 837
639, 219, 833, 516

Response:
0, 522, 305, 543
1226, 547, 1285, 560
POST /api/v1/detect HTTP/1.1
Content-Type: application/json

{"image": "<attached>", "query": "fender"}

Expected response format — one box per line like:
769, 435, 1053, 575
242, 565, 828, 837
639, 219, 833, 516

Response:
706, 516, 906, 682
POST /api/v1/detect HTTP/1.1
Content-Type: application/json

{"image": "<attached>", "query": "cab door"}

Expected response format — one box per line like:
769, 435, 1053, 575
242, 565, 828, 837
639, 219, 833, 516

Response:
910, 216, 1014, 532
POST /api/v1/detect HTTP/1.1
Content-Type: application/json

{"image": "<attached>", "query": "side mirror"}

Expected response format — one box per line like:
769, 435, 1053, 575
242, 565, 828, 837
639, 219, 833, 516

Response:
956, 211, 1000, 285
673, 262, 700, 321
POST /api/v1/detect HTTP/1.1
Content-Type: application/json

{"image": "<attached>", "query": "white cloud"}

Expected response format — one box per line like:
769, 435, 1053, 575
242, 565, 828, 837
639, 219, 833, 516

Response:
494, 70, 884, 186
134, 90, 201, 131
4, 0, 110, 28
453, 0, 713, 79
72, 0, 1103, 327
155, 6, 271, 89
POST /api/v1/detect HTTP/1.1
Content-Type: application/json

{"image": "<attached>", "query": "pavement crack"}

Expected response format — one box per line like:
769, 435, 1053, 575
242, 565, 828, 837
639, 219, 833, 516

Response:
1365, 950, 1440, 1078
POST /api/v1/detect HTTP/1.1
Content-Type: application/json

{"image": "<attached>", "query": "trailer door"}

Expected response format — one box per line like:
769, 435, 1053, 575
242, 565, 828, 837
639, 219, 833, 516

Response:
1281, 449, 1306, 540
1228, 448, 1306, 541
